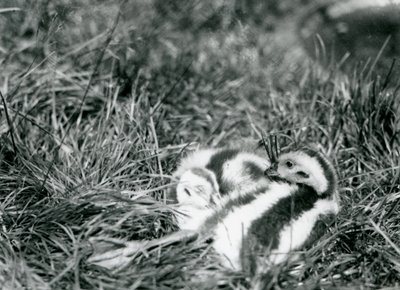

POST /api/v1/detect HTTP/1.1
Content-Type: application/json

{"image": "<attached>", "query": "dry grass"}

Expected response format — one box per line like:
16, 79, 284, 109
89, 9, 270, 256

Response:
0, 0, 400, 289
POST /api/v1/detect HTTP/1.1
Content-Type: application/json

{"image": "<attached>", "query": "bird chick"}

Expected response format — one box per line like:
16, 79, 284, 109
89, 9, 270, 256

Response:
172, 147, 271, 230
175, 167, 221, 231
265, 147, 338, 197
202, 147, 339, 273
88, 147, 339, 277
173, 147, 271, 197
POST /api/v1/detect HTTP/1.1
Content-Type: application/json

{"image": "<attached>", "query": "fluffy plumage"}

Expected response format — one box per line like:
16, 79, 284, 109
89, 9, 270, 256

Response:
173, 148, 270, 196
88, 147, 340, 278
172, 147, 271, 230
267, 147, 338, 197
177, 147, 340, 274
175, 167, 220, 230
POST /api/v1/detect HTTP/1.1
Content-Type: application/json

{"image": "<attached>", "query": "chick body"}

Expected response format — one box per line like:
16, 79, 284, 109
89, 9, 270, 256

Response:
175, 167, 219, 231
173, 147, 270, 197
201, 182, 296, 270
172, 147, 271, 230
199, 147, 340, 273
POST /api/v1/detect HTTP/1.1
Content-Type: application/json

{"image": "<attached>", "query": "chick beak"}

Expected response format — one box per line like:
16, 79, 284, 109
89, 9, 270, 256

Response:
265, 163, 279, 177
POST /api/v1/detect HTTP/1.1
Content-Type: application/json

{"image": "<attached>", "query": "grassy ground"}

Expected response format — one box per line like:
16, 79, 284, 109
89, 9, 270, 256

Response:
0, 0, 400, 289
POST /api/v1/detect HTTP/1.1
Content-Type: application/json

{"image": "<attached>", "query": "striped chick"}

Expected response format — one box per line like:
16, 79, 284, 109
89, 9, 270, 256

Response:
172, 147, 271, 230
173, 147, 271, 201
199, 147, 339, 274
175, 167, 220, 231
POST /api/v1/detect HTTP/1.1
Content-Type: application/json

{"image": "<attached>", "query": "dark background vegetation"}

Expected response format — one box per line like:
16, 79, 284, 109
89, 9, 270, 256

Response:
0, 0, 399, 289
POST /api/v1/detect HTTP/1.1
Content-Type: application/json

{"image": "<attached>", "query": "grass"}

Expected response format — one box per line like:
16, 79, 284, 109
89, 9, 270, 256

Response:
0, 0, 400, 289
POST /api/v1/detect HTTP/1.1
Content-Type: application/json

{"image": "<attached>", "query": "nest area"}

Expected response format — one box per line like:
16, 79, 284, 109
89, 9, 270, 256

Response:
0, 0, 400, 289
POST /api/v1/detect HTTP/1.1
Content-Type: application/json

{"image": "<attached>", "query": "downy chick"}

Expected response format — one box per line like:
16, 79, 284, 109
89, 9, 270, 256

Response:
172, 147, 271, 230
175, 167, 220, 230
201, 147, 339, 273
88, 147, 339, 274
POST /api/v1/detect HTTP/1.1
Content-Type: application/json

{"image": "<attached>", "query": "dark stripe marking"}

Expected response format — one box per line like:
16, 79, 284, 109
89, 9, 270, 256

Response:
246, 184, 321, 251
200, 186, 270, 235
190, 167, 218, 193
299, 147, 337, 197
301, 212, 336, 249
241, 183, 326, 273
243, 161, 265, 181
286, 147, 337, 197
206, 149, 240, 195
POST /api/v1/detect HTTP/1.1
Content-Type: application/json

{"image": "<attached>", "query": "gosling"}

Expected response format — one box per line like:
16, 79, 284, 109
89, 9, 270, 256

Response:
201, 147, 340, 273
173, 147, 271, 230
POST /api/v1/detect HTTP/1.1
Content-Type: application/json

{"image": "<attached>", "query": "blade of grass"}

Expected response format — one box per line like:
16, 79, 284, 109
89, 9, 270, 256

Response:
39, 0, 126, 192
0, 90, 17, 155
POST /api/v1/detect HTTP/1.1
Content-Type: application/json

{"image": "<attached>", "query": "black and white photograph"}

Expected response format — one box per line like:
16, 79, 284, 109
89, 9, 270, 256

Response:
0, 0, 399, 289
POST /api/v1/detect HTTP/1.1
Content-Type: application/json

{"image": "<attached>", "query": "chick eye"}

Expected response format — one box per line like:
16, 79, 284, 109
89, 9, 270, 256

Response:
297, 171, 309, 178
285, 161, 294, 168
184, 188, 192, 196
